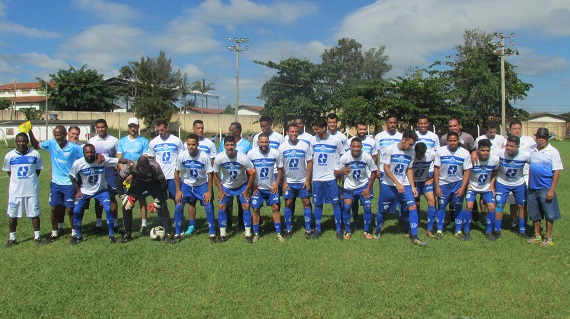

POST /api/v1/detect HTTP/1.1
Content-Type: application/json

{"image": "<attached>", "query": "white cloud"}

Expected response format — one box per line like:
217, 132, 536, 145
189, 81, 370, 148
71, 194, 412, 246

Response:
516, 54, 567, 76
0, 21, 60, 38
152, 20, 219, 55
72, 0, 142, 22
180, 64, 205, 79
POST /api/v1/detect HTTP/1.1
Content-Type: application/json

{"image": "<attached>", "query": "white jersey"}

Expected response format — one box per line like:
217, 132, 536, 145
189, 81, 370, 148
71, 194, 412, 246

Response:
278, 139, 313, 183
247, 148, 283, 190
70, 155, 119, 196
415, 130, 440, 152
495, 149, 530, 187
375, 130, 402, 173
412, 150, 436, 183
196, 136, 217, 159
469, 155, 499, 191
312, 134, 344, 182
253, 131, 284, 150
517, 135, 536, 176
475, 134, 506, 152
348, 135, 378, 157
213, 151, 254, 189
435, 146, 472, 185
177, 150, 213, 187
3, 148, 43, 197
336, 151, 377, 190
148, 134, 185, 180
381, 143, 415, 186
88, 134, 119, 179
328, 130, 349, 151
285, 132, 313, 147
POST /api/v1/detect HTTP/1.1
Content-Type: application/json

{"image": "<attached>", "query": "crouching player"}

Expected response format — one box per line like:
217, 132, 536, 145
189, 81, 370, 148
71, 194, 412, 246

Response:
69, 144, 132, 244
459, 139, 499, 241
248, 133, 284, 242
174, 134, 216, 243
411, 142, 437, 238
334, 137, 378, 239
115, 156, 174, 243
3, 133, 44, 247
376, 130, 426, 246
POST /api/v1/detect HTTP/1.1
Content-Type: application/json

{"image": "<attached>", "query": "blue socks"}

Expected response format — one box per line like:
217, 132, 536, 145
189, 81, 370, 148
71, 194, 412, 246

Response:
303, 207, 312, 231
333, 204, 342, 232
204, 204, 215, 235
427, 206, 436, 231
409, 209, 418, 237
518, 217, 525, 233
174, 204, 184, 235
486, 211, 495, 234
284, 207, 293, 231
274, 222, 281, 235
314, 205, 323, 232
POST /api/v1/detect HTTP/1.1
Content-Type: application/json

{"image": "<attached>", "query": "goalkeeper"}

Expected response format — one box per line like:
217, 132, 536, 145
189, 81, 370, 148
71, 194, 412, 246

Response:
116, 156, 173, 243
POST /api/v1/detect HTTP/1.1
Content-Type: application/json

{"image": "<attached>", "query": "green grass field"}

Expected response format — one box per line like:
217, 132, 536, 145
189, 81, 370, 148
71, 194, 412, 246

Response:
0, 141, 569, 319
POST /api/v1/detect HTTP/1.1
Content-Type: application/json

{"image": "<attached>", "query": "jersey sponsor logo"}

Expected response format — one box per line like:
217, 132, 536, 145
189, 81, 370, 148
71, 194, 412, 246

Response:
17, 166, 29, 178
289, 158, 299, 168
318, 153, 327, 165
394, 164, 405, 175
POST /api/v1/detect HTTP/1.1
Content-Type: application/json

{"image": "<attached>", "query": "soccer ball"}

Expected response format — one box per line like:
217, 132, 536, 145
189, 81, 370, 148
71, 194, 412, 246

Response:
149, 226, 165, 240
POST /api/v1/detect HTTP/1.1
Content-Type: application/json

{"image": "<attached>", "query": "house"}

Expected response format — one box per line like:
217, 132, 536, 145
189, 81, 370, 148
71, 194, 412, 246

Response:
0, 81, 54, 111
527, 112, 568, 140
182, 106, 224, 115
237, 105, 263, 116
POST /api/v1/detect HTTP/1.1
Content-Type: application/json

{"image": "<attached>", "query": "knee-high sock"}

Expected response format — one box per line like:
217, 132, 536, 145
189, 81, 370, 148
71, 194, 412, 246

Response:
376, 211, 385, 232
253, 223, 260, 234
519, 217, 526, 233
174, 204, 184, 235
243, 209, 252, 228
333, 204, 342, 232
409, 209, 419, 237
363, 205, 372, 232
455, 210, 465, 233
436, 209, 445, 232
102, 203, 115, 236
494, 218, 503, 232
274, 222, 282, 235
342, 204, 352, 232
218, 209, 227, 230
486, 211, 495, 234
427, 206, 436, 232
303, 207, 312, 231
284, 207, 293, 231
73, 209, 84, 238
204, 204, 215, 235
463, 210, 472, 233
400, 208, 410, 231
314, 205, 323, 232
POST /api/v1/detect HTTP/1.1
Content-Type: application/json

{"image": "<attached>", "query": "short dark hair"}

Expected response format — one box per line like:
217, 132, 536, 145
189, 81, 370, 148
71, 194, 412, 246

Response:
449, 118, 461, 125
83, 143, 95, 152
386, 114, 397, 121
259, 115, 272, 124
415, 142, 427, 154
507, 135, 520, 146
258, 132, 270, 140
95, 119, 107, 126
230, 122, 242, 133
137, 156, 150, 171
224, 136, 236, 145
417, 115, 429, 122
287, 123, 299, 132
485, 121, 499, 130
477, 139, 492, 149
351, 137, 362, 144
447, 131, 459, 139
509, 119, 522, 128
356, 122, 367, 127
186, 133, 199, 143
313, 117, 327, 129
15, 132, 29, 143
156, 119, 168, 127
402, 129, 418, 141
193, 120, 203, 127
326, 113, 338, 120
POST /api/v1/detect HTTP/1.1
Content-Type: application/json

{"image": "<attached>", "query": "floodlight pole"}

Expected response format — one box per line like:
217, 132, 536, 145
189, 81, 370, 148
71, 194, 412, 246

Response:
228, 37, 249, 123
493, 32, 518, 135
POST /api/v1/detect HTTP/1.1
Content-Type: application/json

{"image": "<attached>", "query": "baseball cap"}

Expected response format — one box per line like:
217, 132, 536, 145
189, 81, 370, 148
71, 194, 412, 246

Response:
127, 117, 139, 126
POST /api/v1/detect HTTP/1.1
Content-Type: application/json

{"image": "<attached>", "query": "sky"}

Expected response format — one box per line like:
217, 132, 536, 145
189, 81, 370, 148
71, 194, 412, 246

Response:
1, 0, 570, 115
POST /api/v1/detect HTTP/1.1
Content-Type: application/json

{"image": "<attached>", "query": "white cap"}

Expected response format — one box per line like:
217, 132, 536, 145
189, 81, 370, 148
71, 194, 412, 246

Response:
127, 117, 139, 125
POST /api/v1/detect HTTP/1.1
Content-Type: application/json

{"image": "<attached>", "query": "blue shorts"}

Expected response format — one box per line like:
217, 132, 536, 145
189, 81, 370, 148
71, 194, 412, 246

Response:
283, 183, 311, 200
528, 188, 561, 222
251, 189, 280, 208
378, 183, 415, 214
49, 183, 76, 209
220, 183, 248, 206
465, 189, 495, 205
342, 183, 373, 207
74, 189, 111, 213
167, 179, 177, 199
437, 182, 464, 211
495, 182, 526, 206
106, 175, 118, 196
180, 183, 211, 207
312, 180, 339, 206
415, 181, 434, 196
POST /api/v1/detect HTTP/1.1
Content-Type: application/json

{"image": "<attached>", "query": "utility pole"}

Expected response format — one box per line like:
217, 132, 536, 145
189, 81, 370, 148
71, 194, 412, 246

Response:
228, 37, 248, 123
492, 32, 519, 135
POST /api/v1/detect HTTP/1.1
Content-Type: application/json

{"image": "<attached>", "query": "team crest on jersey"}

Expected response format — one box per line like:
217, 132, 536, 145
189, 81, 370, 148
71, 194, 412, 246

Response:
448, 157, 457, 164
27, 157, 35, 163
291, 150, 297, 157
319, 145, 326, 152
261, 159, 267, 166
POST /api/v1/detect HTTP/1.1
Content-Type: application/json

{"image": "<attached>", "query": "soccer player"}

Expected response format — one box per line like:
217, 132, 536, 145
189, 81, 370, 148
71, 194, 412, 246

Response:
290, 117, 313, 145
527, 128, 563, 247
116, 156, 174, 243
460, 139, 499, 241
326, 113, 348, 150
3, 133, 44, 247
494, 135, 530, 239
252, 115, 284, 150
311, 117, 344, 239
29, 125, 83, 242
335, 137, 378, 239
69, 144, 132, 244
248, 133, 284, 242
174, 134, 216, 243
148, 120, 185, 200
411, 142, 437, 238
117, 117, 150, 235
88, 119, 119, 234
434, 132, 472, 240
183, 120, 217, 236
376, 130, 426, 246
347, 122, 378, 225
67, 125, 84, 146
440, 118, 476, 152
213, 136, 256, 243
279, 123, 313, 239
415, 116, 440, 152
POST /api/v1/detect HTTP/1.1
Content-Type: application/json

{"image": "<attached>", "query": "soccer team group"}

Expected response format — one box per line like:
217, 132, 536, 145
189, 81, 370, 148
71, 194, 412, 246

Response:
3, 113, 563, 247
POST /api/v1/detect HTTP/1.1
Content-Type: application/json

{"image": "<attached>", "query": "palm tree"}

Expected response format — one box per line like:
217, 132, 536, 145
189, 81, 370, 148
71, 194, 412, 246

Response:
190, 79, 216, 112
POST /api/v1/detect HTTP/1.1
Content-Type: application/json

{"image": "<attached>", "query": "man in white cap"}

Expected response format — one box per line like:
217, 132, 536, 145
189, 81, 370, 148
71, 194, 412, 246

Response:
117, 117, 150, 235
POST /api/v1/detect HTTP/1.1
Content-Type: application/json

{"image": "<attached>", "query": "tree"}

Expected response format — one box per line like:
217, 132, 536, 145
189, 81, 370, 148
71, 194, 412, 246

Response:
223, 104, 234, 114
120, 51, 182, 128
42, 65, 117, 112
189, 79, 215, 109
20, 107, 43, 121
0, 98, 10, 110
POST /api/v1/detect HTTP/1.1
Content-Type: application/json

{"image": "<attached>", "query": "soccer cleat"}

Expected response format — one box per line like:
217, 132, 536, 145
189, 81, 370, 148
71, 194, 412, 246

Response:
184, 225, 195, 236
305, 230, 313, 239
313, 230, 322, 239
373, 230, 381, 240
511, 222, 518, 229
276, 233, 285, 242
426, 231, 436, 239
139, 226, 148, 236
164, 234, 174, 244
435, 231, 443, 240
172, 234, 182, 244
109, 236, 117, 244
284, 230, 293, 240
245, 236, 253, 244
518, 232, 531, 240
485, 233, 496, 241
335, 231, 343, 240
49, 234, 58, 243
253, 233, 260, 243
455, 232, 465, 240
493, 230, 501, 240
474, 221, 485, 231
528, 235, 542, 244
5, 239, 17, 248
464, 232, 472, 241
209, 236, 217, 243
120, 233, 132, 243
344, 232, 351, 240
541, 237, 553, 247
363, 232, 373, 240
412, 238, 427, 247
35, 238, 45, 246
217, 236, 228, 243
70, 235, 83, 245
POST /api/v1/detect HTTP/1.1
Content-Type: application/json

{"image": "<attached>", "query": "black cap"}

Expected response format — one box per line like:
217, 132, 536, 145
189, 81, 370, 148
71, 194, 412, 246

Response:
534, 127, 550, 138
